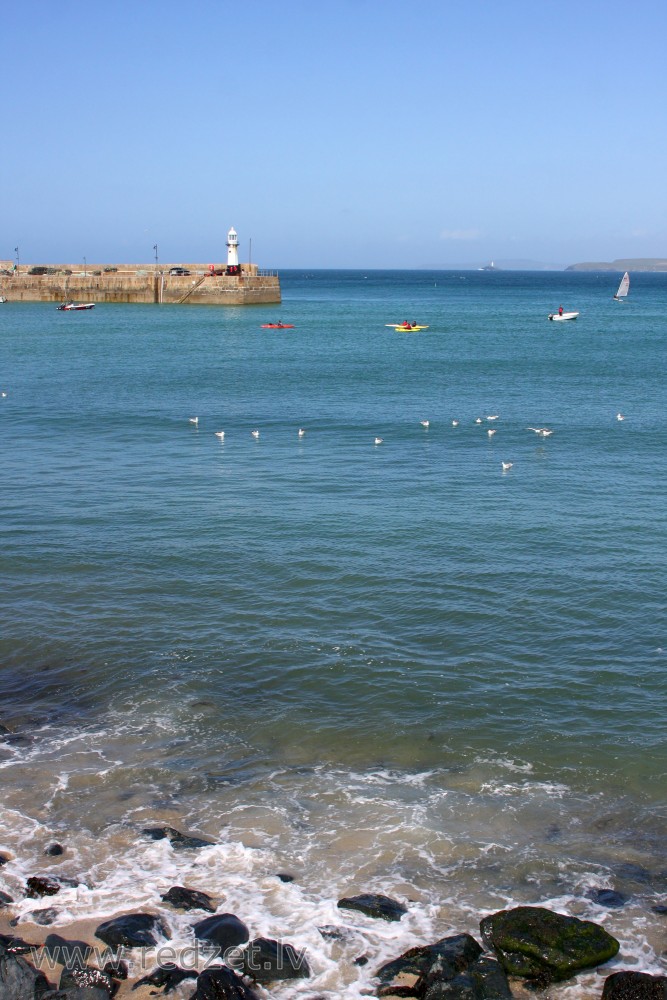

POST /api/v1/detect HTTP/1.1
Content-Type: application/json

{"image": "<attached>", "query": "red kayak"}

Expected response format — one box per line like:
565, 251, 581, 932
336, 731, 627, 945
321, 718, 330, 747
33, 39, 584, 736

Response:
261, 323, 294, 329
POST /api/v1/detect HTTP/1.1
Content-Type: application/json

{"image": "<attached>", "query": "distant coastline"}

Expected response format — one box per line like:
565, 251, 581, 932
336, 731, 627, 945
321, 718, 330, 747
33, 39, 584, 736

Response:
566, 257, 667, 272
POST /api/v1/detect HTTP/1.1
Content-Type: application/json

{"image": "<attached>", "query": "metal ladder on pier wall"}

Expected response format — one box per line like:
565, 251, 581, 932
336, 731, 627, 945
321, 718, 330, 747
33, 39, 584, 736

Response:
176, 275, 208, 304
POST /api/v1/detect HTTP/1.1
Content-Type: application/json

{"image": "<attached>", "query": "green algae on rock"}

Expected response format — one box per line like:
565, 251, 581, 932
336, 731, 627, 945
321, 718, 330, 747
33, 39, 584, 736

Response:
480, 905, 620, 984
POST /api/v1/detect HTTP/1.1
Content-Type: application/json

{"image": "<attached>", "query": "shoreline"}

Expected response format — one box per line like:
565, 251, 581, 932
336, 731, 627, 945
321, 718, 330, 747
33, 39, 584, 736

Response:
2, 823, 667, 1000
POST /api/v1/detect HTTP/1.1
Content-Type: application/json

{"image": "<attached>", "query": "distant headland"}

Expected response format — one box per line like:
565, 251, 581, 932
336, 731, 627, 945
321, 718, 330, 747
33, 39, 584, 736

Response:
566, 258, 667, 272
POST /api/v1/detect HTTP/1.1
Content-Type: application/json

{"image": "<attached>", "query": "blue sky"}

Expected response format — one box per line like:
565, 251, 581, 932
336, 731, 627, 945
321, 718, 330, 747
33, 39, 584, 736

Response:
3, 0, 666, 268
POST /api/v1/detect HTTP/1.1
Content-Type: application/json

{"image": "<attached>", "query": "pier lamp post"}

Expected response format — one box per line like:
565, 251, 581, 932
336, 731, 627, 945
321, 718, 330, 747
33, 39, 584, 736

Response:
153, 244, 159, 269
14, 247, 19, 273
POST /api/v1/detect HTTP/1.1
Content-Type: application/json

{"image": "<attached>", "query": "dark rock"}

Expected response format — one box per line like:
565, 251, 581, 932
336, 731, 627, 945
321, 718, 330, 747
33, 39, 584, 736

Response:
602, 971, 667, 1000
274, 873, 294, 883
586, 888, 628, 909
193, 914, 249, 952
26, 876, 79, 899
161, 886, 215, 913
187, 966, 260, 1000
26, 876, 61, 898
338, 893, 407, 922
0, 853, 11, 867
423, 957, 513, 1000
377, 934, 483, 986
377, 989, 419, 999
652, 905, 667, 915
132, 963, 197, 993
0, 934, 37, 955
469, 957, 514, 1000
239, 937, 311, 983
25, 907, 59, 926
318, 925, 346, 941
59, 964, 114, 998
0, 731, 31, 746
354, 955, 369, 967
103, 960, 128, 981
142, 826, 215, 850
0, 941, 52, 999
45, 845, 64, 858
94, 913, 169, 949
43, 934, 93, 967
480, 905, 620, 983
612, 863, 652, 885
0, 892, 13, 907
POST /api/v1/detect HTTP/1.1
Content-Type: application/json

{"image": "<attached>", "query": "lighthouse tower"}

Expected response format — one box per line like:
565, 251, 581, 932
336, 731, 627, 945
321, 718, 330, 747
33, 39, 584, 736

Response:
226, 227, 240, 275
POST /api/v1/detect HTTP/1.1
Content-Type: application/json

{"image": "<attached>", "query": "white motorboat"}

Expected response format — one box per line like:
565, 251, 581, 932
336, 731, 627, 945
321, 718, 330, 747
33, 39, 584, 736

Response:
548, 311, 579, 321
57, 301, 95, 311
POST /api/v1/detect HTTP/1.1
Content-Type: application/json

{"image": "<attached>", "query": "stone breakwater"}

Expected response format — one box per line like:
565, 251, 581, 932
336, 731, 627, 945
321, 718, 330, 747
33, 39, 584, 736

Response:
1, 824, 665, 1000
0, 264, 281, 305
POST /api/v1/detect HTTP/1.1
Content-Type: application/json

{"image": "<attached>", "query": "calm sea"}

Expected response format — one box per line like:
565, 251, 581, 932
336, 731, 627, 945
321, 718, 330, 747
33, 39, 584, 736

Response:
1, 270, 666, 996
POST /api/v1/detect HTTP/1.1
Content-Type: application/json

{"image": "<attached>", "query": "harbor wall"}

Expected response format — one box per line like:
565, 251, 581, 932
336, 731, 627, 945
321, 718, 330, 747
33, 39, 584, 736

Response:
0, 264, 281, 305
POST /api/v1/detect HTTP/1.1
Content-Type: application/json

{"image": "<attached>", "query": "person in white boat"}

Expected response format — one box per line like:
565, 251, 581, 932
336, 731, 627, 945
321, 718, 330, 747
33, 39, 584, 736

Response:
558, 305, 563, 316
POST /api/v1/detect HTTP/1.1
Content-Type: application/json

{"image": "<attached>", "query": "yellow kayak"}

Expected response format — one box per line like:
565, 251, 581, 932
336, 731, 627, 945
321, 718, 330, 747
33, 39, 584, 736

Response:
386, 324, 429, 331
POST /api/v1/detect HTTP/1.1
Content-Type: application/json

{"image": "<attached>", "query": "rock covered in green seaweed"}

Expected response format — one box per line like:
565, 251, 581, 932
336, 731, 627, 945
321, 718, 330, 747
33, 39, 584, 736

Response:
480, 905, 619, 984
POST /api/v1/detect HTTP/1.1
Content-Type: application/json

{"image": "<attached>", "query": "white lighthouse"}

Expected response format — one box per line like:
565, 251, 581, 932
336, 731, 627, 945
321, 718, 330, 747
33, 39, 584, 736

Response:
226, 227, 240, 274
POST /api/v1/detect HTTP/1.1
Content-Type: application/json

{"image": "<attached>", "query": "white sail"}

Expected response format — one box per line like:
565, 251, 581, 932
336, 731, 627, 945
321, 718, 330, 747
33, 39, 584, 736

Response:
614, 271, 630, 299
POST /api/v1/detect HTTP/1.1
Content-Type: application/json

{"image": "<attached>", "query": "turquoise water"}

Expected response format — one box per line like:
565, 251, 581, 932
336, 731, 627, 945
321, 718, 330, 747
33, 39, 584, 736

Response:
1, 270, 666, 995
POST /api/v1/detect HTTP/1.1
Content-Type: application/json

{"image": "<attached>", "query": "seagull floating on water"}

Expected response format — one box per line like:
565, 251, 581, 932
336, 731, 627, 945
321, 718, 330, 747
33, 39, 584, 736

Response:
487, 428, 497, 437
251, 429, 260, 439
616, 413, 625, 421
451, 420, 459, 427
189, 417, 199, 426
527, 426, 553, 437
501, 461, 513, 471
475, 418, 483, 424
486, 415, 499, 421
374, 437, 383, 445
298, 428, 306, 437
1, 392, 6, 398
420, 420, 430, 428
214, 431, 225, 440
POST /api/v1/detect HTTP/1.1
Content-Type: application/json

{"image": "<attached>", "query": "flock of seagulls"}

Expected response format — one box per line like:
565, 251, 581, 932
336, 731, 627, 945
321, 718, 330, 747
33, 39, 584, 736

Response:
186, 412, 628, 474
0, 391, 630, 479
